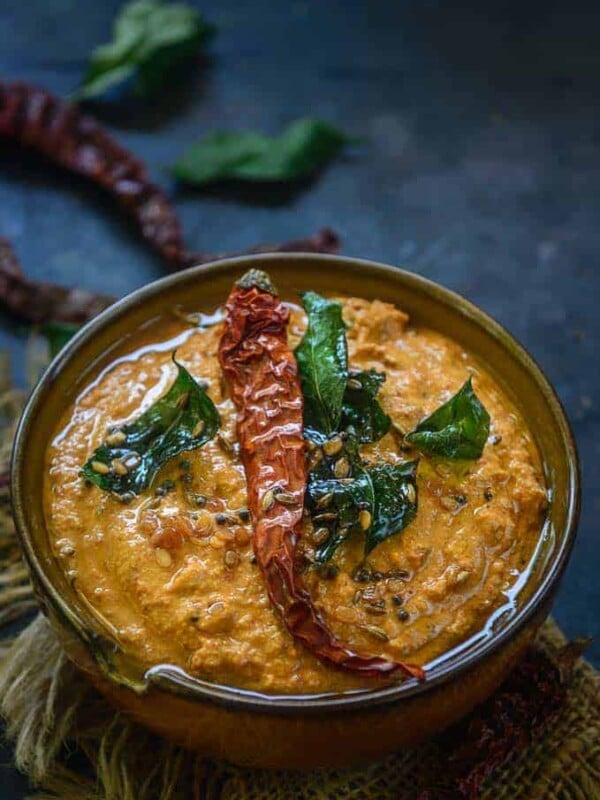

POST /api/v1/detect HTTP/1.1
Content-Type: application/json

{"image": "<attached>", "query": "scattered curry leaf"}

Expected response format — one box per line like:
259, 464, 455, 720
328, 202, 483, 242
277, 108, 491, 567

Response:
73, 0, 215, 101
82, 358, 219, 495
294, 291, 348, 437
40, 322, 80, 357
341, 368, 391, 443
406, 378, 490, 460
171, 118, 350, 185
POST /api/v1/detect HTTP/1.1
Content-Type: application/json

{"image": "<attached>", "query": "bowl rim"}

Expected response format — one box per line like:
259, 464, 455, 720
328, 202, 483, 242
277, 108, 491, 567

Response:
11, 252, 581, 714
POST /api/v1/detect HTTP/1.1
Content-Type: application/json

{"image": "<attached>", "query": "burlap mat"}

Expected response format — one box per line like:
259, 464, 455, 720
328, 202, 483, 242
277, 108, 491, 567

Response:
0, 374, 598, 799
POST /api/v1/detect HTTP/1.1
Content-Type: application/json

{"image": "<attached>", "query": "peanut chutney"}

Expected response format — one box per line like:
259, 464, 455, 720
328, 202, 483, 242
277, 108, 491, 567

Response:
44, 295, 547, 694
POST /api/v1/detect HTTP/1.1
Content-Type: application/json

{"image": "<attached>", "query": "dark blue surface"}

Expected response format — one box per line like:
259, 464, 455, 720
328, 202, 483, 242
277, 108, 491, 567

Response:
1, 1, 598, 795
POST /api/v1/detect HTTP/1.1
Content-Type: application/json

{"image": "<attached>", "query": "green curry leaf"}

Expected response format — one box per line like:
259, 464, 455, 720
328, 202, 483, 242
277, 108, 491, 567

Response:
307, 470, 372, 562
364, 461, 418, 554
73, 0, 215, 101
405, 378, 490, 460
296, 290, 417, 560
341, 369, 391, 443
307, 459, 418, 561
171, 118, 350, 185
294, 291, 348, 437
82, 358, 219, 496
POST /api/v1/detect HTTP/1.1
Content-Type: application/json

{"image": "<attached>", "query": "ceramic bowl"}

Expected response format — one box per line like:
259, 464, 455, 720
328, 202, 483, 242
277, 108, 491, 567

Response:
11, 254, 580, 768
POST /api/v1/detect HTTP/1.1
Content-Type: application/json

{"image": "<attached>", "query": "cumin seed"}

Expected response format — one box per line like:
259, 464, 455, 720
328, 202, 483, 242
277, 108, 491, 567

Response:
363, 624, 389, 642
313, 512, 338, 522
312, 527, 330, 545
262, 489, 275, 511
365, 608, 387, 618
111, 459, 128, 476
192, 420, 205, 438
403, 483, 417, 504
323, 436, 343, 457
217, 434, 234, 453
315, 492, 334, 509
91, 460, 110, 475
175, 392, 190, 409
105, 430, 126, 446
333, 457, 351, 479
274, 491, 297, 505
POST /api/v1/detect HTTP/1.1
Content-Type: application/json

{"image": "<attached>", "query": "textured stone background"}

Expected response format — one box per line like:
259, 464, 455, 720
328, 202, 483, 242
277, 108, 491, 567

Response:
1, 0, 598, 793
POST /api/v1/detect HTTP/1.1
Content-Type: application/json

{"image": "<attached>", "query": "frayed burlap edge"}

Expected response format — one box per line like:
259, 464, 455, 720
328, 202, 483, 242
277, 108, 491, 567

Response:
0, 612, 598, 800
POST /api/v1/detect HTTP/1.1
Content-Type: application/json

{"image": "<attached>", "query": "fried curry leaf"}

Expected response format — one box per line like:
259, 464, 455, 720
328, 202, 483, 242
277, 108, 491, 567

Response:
307, 470, 371, 562
294, 291, 348, 437
364, 461, 418, 554
405, 378, 490, 460
341, 369, 391, 443
73, 0, 215, 101
307, 459, 418, 561
40, 322, 79, 357
297, 291, 416, 559
82, 358, 219, 495
171, 118, 350, 185
295, 293, 391, 442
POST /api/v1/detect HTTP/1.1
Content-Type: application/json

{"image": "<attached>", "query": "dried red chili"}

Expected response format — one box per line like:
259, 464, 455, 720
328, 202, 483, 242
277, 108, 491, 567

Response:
0, 82, 188, 268
220, 227, 339, 260
417, 637, 589, 799
0, 237, 114, 324
0, 228, 338, 327
0, 81, 340, 274
218, 269, 424, 680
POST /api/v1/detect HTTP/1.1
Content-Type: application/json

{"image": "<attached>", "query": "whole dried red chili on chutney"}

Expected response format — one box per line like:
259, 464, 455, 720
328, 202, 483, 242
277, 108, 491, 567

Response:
219, 269, 424, 680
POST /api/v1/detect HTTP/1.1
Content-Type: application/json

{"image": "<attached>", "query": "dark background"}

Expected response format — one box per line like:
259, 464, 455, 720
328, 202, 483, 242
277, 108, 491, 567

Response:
1, 1, 598, 794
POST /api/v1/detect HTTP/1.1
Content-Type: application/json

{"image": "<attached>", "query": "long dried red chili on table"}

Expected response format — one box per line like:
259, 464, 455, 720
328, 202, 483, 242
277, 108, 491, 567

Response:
0, 81, 340, 324
0, 82, 188, 268
0, 81, 339, 267
0, 228, 339, 326
0, 237, 115, 324
219, 269, 424, 680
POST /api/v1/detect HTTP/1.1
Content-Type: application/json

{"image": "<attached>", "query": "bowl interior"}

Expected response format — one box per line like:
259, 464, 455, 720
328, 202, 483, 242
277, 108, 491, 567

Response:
12, 254, 579, 709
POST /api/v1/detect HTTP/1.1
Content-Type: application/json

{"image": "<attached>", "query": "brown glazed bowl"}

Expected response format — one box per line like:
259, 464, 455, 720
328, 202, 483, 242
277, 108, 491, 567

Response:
11, 254, 580, 769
